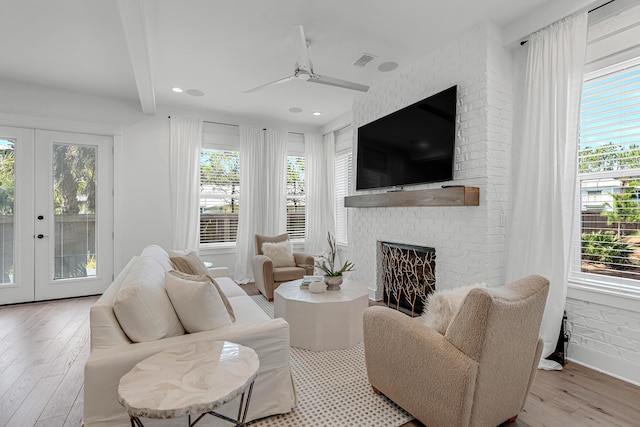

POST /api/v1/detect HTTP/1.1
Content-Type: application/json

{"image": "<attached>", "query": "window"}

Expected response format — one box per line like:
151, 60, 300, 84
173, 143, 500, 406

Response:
334, 125, 353, 245
286, 155, 305, 239
334, 152, 352, 245
573, 59, 640, 288
200, 123, 306, 245
199, 148, 240, 244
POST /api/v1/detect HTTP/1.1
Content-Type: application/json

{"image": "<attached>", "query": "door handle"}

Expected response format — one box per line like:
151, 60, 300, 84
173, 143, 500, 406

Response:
36, 234, 48, 239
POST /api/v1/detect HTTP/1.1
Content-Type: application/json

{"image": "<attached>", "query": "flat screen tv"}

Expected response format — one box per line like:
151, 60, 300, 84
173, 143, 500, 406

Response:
356, 85, 457, 191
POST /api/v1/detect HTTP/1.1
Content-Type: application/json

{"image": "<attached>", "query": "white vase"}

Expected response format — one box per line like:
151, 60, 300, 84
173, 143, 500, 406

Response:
309, 280, 327, 294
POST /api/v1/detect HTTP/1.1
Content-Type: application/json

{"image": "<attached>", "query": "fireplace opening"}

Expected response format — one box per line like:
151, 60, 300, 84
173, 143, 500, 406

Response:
380, 242, 436, 317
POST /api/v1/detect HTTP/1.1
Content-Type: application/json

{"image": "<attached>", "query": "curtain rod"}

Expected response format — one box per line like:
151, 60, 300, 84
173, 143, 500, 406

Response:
519, 0, 615, 45
167, 116, 305, 135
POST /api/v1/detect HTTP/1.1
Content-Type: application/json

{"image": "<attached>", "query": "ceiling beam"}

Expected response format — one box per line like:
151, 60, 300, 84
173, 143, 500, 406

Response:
117, 0, 156, 114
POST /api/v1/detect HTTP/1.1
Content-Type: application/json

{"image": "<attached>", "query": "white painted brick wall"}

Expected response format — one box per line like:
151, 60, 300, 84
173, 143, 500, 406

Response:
566, 297, 640, 367
348, 22, 512, 299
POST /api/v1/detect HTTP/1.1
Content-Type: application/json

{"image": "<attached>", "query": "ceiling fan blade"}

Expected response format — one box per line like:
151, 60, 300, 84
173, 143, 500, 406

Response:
294, 25, 312, 72
308, 74, 369, 92
244, 75, 296, 93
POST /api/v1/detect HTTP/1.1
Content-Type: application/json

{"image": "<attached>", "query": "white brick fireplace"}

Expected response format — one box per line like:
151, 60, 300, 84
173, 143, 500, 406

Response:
347, 22, 513, 300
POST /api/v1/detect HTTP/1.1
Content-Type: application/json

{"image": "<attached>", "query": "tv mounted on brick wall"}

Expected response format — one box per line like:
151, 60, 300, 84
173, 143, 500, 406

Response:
355, 85, 457, 191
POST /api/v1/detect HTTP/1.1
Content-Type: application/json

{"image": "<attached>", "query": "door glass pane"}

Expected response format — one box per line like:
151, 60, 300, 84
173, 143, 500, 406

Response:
0, 139, 15, 284
53, 144, 96, 280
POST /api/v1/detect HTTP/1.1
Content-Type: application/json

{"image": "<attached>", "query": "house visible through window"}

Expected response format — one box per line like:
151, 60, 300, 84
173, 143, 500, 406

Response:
573, 58, 640, 288
286, 155, 305, 239
199, 148, 240, 244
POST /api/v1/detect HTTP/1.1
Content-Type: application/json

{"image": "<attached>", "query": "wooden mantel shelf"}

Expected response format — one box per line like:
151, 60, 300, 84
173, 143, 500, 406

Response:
344, 186, 479, 208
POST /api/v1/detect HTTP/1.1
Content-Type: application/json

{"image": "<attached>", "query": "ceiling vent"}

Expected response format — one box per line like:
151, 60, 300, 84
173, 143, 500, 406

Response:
353, 53, 376, 67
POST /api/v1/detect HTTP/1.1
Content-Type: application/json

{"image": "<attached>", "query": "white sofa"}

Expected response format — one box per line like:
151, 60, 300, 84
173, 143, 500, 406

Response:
84, 245, 295, 427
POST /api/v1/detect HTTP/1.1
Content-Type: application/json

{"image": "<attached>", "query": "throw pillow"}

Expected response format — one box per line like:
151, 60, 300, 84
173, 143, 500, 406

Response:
113, 257, 185, 343
261, 240, 296, 268
170, 251, 236, 322
165, 270, 232, 333
418, 282, 487, 335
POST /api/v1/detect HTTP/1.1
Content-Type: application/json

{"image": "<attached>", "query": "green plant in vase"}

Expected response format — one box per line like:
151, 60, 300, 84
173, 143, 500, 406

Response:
86, 254, 97, 276
315, 232, 355, 290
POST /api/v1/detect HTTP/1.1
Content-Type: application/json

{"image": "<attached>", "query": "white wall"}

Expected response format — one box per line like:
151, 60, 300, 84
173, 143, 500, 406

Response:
0, 80, 318, 276
347, 21, 513, 300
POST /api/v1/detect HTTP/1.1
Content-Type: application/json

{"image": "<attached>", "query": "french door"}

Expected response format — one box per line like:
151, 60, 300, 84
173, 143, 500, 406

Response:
0, 126, 113, 304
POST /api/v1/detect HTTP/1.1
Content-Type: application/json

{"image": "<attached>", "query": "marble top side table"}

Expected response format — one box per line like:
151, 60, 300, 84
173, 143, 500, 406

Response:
118, 340, 259, 427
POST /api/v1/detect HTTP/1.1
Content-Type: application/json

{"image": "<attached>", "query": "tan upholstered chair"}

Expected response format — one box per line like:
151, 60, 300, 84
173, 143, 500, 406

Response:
251, 233, 313, 301
363, 275, 550, 427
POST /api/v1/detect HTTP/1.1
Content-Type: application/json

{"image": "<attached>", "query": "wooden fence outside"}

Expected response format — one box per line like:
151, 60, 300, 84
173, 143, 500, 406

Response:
0, 214, 95, 282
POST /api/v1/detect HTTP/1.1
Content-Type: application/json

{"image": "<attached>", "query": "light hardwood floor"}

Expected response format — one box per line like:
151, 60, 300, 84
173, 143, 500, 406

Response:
1, 290, 640, 427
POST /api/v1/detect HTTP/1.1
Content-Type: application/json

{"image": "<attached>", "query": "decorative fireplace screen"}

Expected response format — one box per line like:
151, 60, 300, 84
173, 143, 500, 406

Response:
380, 242, 436, 316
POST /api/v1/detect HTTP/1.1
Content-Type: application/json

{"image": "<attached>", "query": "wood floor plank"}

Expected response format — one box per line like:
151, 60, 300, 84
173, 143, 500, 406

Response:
0, 363, 52, 426
62, 385, 84, 427
0, 301, 63, 373
34, 416, 65, 427
4, 374, 63, 427
39, 343, 88, 420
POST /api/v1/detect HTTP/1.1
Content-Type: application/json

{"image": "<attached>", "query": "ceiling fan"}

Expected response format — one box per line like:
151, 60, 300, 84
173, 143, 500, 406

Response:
244, 25, 369, 94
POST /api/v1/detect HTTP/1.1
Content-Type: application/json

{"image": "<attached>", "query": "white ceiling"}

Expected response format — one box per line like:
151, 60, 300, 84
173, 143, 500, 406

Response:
0, 0, 584, 128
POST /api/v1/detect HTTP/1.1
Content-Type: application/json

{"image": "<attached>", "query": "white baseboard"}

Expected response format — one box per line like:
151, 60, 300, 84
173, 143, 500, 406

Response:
567, 344, 640, 387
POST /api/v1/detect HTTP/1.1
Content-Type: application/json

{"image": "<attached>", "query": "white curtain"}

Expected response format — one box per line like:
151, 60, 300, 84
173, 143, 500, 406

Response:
234, 126, 288, 283
304, 132, 335, 256
263, 129, 288, 236
506, 12, 588, 370
169, 115, 203, 251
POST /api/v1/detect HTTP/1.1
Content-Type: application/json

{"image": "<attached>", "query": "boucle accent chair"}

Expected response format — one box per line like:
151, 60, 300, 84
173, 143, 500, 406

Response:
251, 233, 314, 301
363, 275, 550, 427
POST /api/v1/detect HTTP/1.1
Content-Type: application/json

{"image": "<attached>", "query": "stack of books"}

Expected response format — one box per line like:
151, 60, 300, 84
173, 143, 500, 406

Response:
301, 275, 324, 288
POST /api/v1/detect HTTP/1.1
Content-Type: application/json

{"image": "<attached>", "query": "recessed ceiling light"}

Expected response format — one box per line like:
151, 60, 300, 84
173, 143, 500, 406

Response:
289, 107, 303, 113
312, 111, 322, 116
378, 61, 399, 72
172, 87, 184, 93
186, 89, 204, 97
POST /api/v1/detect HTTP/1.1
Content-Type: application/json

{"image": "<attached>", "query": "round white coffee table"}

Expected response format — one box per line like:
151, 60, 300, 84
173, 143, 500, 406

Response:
274, 279, 369, 351
118, 340, 259, 427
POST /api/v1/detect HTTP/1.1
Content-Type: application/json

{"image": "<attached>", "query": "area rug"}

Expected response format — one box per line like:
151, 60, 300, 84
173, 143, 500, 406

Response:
249, 295, 413, 427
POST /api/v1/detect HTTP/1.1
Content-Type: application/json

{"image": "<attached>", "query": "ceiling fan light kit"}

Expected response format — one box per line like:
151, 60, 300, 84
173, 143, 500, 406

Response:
244, 25, 369, 94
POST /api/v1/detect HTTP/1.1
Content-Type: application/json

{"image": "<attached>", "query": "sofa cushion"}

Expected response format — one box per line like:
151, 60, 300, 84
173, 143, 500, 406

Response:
140, 244, 173, 271
227, 295, 272, 324
112, 257, 184, 342
261, 240, 296, 267
215, 276, 248, 298
170, 251, 236, 322
165, 270, 232, 333
417, 282, 487, 335
273, 266, 306, 282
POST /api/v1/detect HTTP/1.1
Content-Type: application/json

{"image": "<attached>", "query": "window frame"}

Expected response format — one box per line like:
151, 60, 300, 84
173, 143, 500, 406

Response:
286, 133, 306, 242
199, 124, 307, 250
569, 57, 640, 295
200, 123, 241, 250
334, 125, 353, 246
